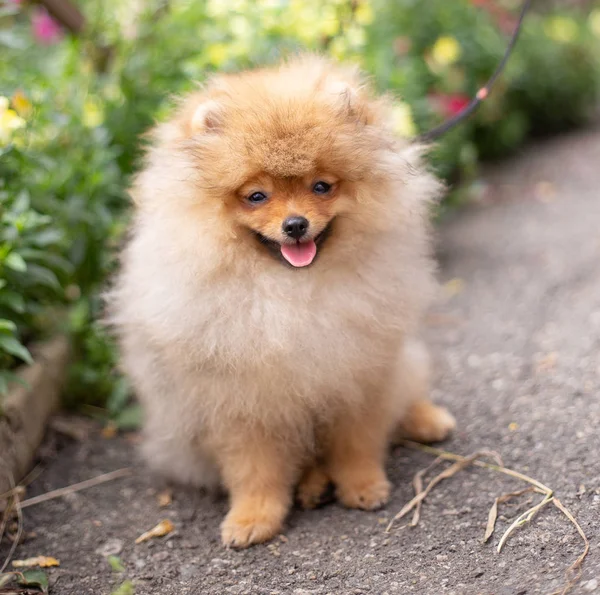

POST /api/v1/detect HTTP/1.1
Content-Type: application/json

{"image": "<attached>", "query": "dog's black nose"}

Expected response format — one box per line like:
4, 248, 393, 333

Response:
282, 216, 309, 240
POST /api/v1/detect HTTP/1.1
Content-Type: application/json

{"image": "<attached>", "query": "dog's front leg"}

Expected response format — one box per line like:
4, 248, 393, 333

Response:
217, 424, 299, 548
325, 401, 395, 511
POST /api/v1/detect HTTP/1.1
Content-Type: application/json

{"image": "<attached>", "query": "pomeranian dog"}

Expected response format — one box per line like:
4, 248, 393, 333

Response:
108, 55, 455, 548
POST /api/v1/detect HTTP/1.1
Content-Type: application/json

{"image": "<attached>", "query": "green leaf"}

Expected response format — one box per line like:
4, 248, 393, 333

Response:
108, 555, 125, 573
18, 249, 74, 276
114, 404, 143, 430
13, 189, 30, 214
112, 580, 135, 595
0, 335, 33, 365
30, 228, 64, 247
5, 252, 27, 272
107, 378, 131, 416
19, 569, 49, 593
0, 319, 17, 333
0, 290, 26, 313
24, 264, 61, 290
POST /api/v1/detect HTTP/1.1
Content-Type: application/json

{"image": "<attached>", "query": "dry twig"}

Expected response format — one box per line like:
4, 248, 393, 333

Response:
393, 441, 589, 595
484, 487, 537, 543
410, 456, 444, 527
386, 449, 502, 533
19, 468, 131, 510
550, 498, 590, 595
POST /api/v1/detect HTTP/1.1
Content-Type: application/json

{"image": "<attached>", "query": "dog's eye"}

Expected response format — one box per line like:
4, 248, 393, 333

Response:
312, 181, 332, 195
247, 191, 268, 204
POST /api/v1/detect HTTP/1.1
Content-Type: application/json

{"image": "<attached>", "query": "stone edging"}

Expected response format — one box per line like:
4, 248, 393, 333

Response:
0, 335, 71, 495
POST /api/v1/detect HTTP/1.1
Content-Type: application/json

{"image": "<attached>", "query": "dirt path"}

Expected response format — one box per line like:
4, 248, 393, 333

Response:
3, 128, 600, 595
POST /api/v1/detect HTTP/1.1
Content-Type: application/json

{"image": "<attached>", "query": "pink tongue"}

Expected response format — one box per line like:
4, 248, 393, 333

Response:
280, 240, 317, 267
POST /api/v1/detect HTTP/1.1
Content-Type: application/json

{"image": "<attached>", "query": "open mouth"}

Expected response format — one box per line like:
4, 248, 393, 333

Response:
254, 220, 334, 268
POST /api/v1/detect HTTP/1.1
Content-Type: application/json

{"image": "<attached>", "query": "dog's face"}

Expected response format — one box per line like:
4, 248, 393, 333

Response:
176, 57, 396, 268
233, 172, 345, 267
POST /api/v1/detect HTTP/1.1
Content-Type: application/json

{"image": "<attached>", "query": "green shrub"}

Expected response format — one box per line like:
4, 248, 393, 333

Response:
364, 0, 600, 179
0, 20, 127, 400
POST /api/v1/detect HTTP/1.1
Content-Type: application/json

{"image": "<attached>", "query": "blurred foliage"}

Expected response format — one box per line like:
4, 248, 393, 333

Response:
0, 0, 599, 419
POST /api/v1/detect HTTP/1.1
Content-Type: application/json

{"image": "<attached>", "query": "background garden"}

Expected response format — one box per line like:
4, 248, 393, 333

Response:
1, 0, 599, 428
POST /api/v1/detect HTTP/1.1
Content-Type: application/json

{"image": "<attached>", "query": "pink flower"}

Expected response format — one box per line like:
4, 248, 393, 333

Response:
429, 93, 471, 118
31, 7, 63, 45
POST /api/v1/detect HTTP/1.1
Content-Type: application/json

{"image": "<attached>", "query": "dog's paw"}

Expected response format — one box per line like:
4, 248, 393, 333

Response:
336, 475, 391, 511
399, 401, 456, 444
221, 504, 283, 548
297, 467, 332, 509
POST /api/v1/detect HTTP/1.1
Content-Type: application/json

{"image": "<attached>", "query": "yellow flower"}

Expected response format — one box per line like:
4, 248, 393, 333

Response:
11, 90, 33, 118
0, 96, 26, 145
206, 43, 229, 67
588, 9, 600, 38
431, 35, 461, 68
391, 102, 416, 138
354, 1, 374, 26
82, 97, 104, 128
544, 16, 578, 43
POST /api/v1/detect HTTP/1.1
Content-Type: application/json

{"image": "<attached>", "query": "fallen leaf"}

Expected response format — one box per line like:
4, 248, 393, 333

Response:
12, 557, 59, 569
111, 580, 134, 595
135, 520, 174, 544
0, 571, 51, 593
102, 422, 118, 439
108, 556, 125, 573
157, 490, 172, 508
18, 570, 49, 593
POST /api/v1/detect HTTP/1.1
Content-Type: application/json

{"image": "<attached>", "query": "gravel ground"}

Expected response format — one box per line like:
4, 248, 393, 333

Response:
2, 127, 600, 595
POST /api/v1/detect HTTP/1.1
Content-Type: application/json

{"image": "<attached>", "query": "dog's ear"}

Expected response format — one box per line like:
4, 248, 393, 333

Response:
321, 73, 375, 126
323, 78, 359, 117
188, 99, 222, 134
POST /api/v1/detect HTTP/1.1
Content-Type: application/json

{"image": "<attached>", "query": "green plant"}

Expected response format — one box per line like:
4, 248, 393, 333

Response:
364, 0, 600, 180
0, 21, 127, 400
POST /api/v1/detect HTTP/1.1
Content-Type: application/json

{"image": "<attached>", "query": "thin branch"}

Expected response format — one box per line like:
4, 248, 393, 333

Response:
401, 441, 551, 494
395, 441, 589, 595
550, 498, 590, 595
19, 468, 131, 510
497, 493, 554, 553
386, 449, 502, 532
484, 487, 537, 543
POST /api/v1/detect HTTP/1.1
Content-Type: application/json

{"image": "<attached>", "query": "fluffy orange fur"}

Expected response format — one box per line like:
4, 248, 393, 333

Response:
108, 55, 455, 548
